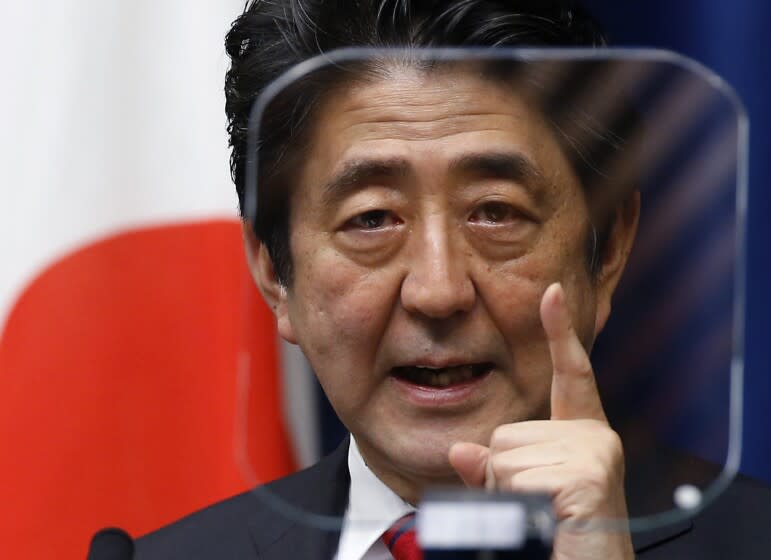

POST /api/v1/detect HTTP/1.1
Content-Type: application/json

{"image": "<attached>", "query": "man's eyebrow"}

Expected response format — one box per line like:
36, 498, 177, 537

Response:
448, 151, 546, 198
320, 157, 411, 206
319, 152, 545, 206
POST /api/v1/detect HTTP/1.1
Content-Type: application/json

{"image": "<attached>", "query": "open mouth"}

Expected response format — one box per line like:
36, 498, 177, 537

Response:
391, 363, 493, 388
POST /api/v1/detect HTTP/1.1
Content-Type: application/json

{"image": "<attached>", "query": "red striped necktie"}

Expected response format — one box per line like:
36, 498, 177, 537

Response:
382, 513, 423, 560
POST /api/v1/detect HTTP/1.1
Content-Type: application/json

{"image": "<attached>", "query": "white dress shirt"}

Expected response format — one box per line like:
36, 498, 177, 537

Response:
334, 436, 416, 560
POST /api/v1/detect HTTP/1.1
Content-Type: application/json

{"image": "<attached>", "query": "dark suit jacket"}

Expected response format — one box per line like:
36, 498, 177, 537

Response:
135, 438, 771, 559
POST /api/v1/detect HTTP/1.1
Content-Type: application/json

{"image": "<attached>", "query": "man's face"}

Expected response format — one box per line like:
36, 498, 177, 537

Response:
262, 68, 611, 485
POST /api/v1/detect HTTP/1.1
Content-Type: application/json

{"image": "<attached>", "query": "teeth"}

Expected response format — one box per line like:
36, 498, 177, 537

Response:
399, 364, 486, 387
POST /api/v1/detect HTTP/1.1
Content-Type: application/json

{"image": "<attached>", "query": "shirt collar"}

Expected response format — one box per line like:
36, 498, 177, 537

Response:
335, 436, 415, 560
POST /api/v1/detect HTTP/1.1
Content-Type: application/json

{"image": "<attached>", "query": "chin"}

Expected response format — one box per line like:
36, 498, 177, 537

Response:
385, 432, 463, 477
397, 453, 460, 490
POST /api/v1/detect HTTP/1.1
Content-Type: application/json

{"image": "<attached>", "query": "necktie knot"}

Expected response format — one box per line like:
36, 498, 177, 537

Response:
382, 513, 422, 560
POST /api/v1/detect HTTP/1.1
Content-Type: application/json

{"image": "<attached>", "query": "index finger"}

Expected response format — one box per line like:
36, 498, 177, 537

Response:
540, 282, 606, 422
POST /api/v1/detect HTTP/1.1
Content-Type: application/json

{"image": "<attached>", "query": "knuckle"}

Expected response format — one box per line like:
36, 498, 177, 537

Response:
582, 422, 622, 456
489, 425, 511, 451
575, 356, 594, 377
489, 453, 509, 479
558, 501, 594, 523
596, 427, 624, 468
584, 464, 609, 489
558, 478, 606, 519
607, 430, 624, 457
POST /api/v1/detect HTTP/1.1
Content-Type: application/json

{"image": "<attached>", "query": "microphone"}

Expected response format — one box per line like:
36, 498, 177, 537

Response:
86, 527, 134, 560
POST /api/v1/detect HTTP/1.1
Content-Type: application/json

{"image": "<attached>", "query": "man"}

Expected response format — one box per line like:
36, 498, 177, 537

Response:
136, 1, 770, 558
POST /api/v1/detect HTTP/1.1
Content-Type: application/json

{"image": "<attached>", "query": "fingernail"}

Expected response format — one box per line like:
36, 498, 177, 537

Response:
550, 282, 564, 304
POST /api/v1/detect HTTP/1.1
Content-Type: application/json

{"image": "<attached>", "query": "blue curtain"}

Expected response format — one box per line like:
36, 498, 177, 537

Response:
585, 0, 771, 485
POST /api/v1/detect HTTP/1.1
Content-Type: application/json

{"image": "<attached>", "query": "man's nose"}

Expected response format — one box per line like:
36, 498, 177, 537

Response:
400, 224, 475, 319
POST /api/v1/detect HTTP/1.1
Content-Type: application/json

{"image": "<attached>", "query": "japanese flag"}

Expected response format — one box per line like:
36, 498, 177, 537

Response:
0, 2, 316, 558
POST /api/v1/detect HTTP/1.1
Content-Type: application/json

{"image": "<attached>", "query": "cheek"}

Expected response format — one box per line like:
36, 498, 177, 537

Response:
474, 267, 553, 420
288, 244, 397, 369
478, 261, 549, 355
290, 253, 401, 423
478, 235, 591, 358
482, 264, 543, 326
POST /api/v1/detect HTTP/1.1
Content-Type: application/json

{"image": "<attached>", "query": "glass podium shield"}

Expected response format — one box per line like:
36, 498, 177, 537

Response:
235, 48, 746, 553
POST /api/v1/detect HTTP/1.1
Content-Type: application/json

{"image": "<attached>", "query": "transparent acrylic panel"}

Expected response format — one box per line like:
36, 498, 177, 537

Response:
237, 48, 746, 543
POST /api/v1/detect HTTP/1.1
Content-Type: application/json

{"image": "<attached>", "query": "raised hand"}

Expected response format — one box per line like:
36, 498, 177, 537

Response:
449, 282, 634, 560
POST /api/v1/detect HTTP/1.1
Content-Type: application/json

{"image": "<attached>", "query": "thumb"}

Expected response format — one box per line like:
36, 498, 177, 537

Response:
449, 442, 490, 488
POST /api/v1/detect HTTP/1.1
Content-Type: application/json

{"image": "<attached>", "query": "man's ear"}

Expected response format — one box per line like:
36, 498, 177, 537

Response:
594, 191, 640, 336
241, 221, 297, 344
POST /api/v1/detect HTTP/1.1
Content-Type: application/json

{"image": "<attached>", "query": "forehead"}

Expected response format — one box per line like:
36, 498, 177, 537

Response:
294, 65, 578, 202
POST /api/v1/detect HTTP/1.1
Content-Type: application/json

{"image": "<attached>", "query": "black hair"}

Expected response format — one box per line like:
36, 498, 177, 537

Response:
225, 0, 611, 285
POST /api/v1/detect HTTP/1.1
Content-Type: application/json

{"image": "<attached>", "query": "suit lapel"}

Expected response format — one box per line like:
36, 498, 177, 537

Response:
632, 517, 693, 554
624, 449, 708, 554
248, 437, 351, 560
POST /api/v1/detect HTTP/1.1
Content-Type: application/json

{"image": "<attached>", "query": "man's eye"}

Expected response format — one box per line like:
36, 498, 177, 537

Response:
470, 202, 520, 224
346, 209, 395, 230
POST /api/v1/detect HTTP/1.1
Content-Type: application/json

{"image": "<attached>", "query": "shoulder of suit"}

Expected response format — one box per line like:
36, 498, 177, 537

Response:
133, 489, 264, 560
637, 474, 771, 558
133, 438, 351, 559
694, 473, 771, 529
